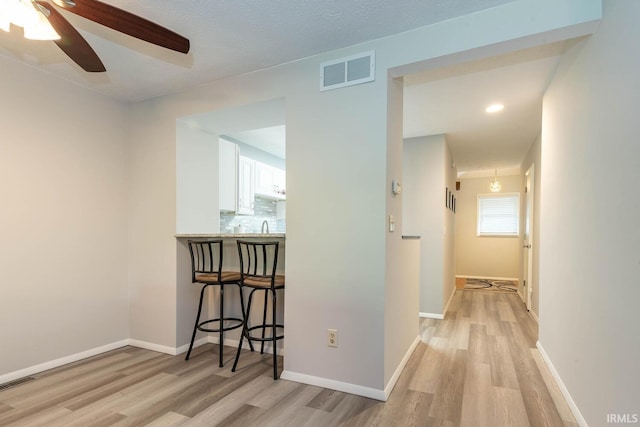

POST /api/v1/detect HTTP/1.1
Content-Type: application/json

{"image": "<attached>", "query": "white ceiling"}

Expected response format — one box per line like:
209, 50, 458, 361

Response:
404, 40, 581, 177
224, 125, 286, 159
1, 1, 582, 175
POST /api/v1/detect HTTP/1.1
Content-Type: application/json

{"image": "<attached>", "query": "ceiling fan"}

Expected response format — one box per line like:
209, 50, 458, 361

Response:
2, 0, 190, 72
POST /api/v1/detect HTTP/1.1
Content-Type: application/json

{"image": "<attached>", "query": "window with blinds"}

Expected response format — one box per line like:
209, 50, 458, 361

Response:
477, 193, 520, 236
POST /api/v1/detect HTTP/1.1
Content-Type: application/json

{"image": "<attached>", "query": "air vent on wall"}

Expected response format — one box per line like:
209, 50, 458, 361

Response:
320, 51, 375, 91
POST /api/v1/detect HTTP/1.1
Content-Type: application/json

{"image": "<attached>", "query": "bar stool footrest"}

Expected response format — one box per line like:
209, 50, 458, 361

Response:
245, 324, 284, 342
197, 317, 244, 333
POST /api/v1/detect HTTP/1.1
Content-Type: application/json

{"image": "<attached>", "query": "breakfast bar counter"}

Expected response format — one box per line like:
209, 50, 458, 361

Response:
175, 233, 286, 273
175, 233, 285, 239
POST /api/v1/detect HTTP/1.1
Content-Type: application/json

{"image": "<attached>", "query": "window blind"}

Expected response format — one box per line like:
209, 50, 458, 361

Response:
477, 193, 520, 236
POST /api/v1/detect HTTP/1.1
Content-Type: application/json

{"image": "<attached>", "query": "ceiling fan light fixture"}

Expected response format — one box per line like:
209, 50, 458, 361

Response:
2, 0, 60, 40
0, 1, 12, 31
24, 5, 60, 40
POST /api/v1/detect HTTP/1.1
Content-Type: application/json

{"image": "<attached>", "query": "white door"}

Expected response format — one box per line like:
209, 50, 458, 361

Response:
522, 164, 534, 311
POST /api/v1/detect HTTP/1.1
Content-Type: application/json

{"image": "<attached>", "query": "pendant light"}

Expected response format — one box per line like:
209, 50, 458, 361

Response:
490, 169, 502, 192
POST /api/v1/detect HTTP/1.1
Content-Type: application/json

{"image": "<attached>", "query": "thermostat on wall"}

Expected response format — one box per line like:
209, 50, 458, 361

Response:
392, 180, 402, 195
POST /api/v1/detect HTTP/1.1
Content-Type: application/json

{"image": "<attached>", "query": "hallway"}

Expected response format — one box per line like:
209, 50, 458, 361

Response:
343, 290, 576, 426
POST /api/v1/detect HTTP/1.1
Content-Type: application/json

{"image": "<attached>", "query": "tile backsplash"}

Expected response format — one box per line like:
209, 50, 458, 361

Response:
220, 196, 285, 233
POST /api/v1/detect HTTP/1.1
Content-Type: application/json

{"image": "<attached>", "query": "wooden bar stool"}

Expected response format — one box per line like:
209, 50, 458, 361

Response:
186, 239, 252, 367
232, 240, 285, 379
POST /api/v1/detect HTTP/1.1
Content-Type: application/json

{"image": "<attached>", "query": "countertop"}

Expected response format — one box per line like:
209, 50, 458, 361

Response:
175, 233, 285, 239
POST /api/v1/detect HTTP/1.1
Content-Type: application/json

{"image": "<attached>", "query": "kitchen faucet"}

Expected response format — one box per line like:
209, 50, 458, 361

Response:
261, 220, 269, 234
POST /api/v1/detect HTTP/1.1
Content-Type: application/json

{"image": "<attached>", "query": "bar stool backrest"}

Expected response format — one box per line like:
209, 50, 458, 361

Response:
236, 240, 279, 287
188, 240, 224, 283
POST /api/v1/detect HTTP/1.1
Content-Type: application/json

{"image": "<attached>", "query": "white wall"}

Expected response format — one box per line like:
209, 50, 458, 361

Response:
520, 133, 541, 315
455, 175, 521, 279
403, 135, 456, 316
403, 136, 444, 316
384, 76, 420, 389
0, 56, 129, 377
540, 0, 640, 424
443, 142, 457, 312
176, 121, 220, 234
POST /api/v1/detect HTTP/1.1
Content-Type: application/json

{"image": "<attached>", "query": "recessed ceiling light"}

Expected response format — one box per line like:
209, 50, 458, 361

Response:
485, 103, 504, 113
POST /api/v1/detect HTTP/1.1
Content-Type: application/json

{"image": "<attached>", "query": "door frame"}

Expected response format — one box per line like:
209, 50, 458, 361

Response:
522, 164, 534, 310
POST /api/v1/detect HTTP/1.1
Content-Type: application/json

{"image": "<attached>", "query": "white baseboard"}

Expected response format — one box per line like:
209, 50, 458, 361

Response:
128, 339, 181, 356
383, 335, 420, 400
0, 334, 284, 386
443, 287, 456, 316
419, 312, 444, 319
0, 339, 129, 385
529, 309, 539, 324
419, 288, 456, 320
280, 370, 386, 401
536, 341, 588, 427
281, 335, 420, 402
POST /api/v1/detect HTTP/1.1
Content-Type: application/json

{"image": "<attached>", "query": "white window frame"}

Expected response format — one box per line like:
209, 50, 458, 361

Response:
477, 192, 520, 237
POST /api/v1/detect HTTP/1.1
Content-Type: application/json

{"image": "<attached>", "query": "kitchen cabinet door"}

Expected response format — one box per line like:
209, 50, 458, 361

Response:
219, 138, 238, 212
238, 156, 255, 215
255, 162, 275, 197
255, 161, 286, 200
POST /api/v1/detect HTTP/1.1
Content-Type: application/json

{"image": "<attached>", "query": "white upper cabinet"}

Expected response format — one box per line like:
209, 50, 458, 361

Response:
238, 156, 255, 215
219, 138, 238, 212
255, 161, 286, 200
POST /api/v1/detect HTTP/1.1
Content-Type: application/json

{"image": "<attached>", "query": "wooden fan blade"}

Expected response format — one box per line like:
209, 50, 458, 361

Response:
53, 0, 190, 54
37, 2, 106, 72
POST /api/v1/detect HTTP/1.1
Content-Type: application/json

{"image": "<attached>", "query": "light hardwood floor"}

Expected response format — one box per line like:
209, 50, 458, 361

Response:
0, 291, 577, 426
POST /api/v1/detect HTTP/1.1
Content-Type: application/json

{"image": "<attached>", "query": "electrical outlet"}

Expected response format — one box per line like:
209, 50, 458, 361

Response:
327, 329, 338, 348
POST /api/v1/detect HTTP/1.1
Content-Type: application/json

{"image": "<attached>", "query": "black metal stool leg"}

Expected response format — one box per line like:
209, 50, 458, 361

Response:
260, 290, 268, 354
186, 284, 208, 360
232, 288, 256, 372
237, 284, 254, 353
218, 284, 225, 367
272, 289, 278, 379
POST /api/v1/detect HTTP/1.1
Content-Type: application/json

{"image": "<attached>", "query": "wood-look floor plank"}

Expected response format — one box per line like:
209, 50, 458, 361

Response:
143, 411, 190, 427
306, 392, 377, 427
488, 335, 520, 390
468, 323, 494, 364
248, 376, 302, 409
181, 371, 277, 426
460, 362, 496, 427
0, 402, 13, 415
230, 383, 322, 427
305, 388, 347, 413
428, 346, 466, 424
3, 406, 71, 427
503, 322, 568, 427
492, 385, 531, 427
497, 301, 517, 322
407, 338, 448, 394
216, 403, 265, 427
0, 352, 134, 401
